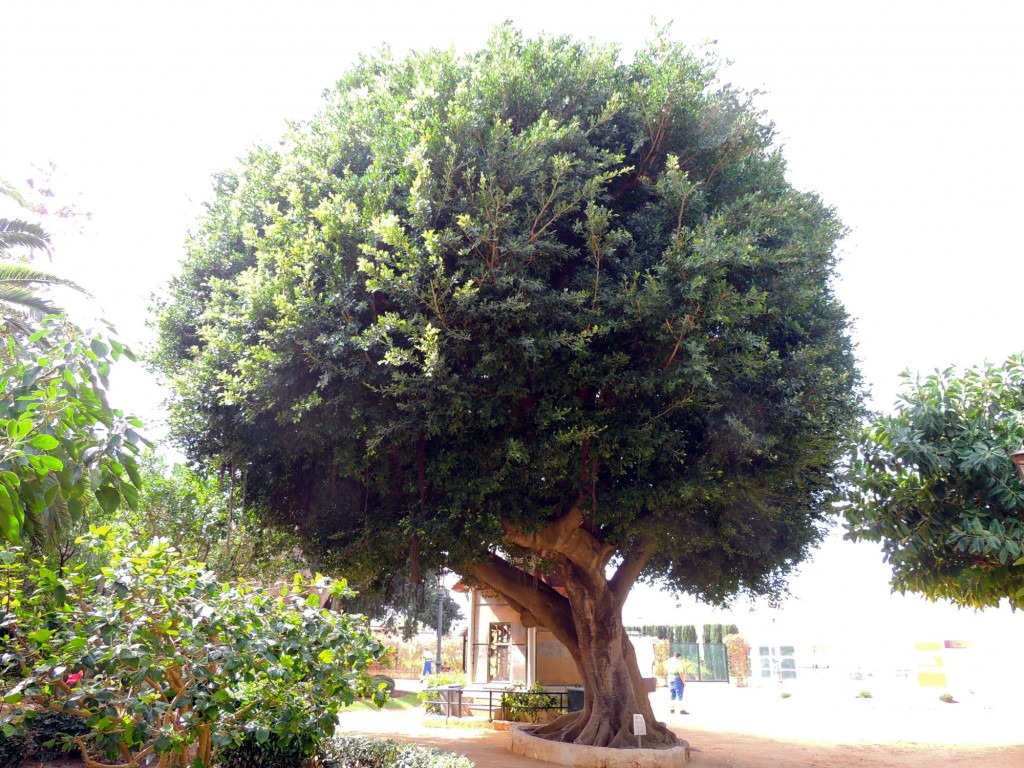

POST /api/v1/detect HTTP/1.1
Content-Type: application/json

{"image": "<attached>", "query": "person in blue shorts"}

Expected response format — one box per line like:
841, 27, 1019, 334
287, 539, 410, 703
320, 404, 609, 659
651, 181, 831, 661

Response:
665, 652, 688, 714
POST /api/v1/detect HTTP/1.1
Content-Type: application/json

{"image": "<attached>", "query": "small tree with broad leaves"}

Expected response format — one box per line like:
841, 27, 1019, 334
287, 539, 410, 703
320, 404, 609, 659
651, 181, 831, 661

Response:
1, 528, 387, 768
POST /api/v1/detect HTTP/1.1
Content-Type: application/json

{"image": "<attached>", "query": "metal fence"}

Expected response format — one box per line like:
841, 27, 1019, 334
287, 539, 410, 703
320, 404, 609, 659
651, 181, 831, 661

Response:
671, 642, 729, 682
422, 686, 576, 721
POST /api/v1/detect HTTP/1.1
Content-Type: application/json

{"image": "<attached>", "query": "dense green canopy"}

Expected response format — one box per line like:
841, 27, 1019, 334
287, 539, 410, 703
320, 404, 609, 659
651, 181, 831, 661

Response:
155, 26, 861, 747
844, 357, 1024, 609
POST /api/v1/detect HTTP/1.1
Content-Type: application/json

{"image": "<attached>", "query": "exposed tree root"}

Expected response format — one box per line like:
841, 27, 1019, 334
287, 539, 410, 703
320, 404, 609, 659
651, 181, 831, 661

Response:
531, 710, 680, 749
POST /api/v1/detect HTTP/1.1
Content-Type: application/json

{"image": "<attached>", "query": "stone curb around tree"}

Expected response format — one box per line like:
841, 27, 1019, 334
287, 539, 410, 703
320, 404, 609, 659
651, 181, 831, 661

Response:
508, 725, 691, 766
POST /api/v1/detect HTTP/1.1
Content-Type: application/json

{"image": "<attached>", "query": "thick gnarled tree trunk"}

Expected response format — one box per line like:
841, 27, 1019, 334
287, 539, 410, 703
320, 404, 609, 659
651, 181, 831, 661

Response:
465, 507, 680, 749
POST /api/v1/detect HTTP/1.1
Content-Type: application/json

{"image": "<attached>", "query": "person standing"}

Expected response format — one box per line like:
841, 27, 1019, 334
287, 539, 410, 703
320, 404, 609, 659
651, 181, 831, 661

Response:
665, 652, 688, 714
421, 649, 434, 680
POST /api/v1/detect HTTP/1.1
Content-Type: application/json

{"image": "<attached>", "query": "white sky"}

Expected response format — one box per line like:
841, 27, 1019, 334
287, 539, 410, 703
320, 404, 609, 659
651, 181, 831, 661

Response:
5, 1, 1023, 642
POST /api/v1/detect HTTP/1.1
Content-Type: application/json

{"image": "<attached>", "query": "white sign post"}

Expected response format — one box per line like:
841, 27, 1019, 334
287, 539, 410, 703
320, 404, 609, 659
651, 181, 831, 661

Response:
632, 713, 647, 748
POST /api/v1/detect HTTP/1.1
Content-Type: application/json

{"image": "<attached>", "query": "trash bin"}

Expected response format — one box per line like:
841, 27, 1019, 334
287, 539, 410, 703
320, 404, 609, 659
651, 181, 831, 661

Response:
438, 684, 463, 717
566, 686, 585, 712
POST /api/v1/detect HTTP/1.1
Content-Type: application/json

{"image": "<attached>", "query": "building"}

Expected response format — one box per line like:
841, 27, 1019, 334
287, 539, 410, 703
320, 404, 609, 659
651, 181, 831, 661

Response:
460, 583, 658, 689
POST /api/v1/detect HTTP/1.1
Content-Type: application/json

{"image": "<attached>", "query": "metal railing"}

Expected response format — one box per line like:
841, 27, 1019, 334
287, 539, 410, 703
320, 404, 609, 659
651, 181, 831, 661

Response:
422, 686, 576, 721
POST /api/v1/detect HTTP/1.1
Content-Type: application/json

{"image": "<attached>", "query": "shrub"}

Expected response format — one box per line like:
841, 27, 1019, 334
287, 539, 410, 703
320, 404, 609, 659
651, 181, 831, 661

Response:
653, 639, 669, 678
857, 690, 873, 699
323, 736, 475, 768
0, 733, 28, 768
780, 691, 791, 699
219, 735, 307, 768
22, 711, 89, 760
371, 674, 396, 695
1, 530, 387, 768
939, 693, 957, 704
681, 625, 697, 644
722, 634, 752, 687
499, 683, 562, 723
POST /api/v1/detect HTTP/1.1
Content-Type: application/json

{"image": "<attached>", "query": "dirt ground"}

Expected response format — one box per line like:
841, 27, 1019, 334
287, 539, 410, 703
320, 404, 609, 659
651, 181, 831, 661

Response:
338, 681, 1024, 768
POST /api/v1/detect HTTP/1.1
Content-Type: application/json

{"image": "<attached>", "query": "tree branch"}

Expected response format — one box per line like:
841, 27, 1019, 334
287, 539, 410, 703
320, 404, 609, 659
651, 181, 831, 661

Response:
465, 554, 580, 656
608, 537, 657, 608
502, 507, 614, 573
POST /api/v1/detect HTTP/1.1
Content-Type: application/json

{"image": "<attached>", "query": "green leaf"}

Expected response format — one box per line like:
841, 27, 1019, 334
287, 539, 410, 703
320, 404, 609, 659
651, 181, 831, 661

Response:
95, 486, 121, 515
36, 455, 64, 471
120, 482, 139, 509
29, 433, 60, 450
27, 628, 54, 643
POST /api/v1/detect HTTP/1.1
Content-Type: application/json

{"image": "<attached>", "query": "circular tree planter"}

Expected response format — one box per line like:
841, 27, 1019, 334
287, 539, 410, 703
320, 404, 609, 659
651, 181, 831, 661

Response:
509, 725, 691, 767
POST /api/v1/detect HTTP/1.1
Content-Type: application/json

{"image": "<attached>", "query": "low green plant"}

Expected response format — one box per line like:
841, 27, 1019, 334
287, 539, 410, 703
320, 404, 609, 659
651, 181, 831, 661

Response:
939, 693, 958, 704
780, 691, 791, 699
323, 735, 474, 768
500, 682, 561, 723
1, 529, 387, 768
857, 690, 873, 699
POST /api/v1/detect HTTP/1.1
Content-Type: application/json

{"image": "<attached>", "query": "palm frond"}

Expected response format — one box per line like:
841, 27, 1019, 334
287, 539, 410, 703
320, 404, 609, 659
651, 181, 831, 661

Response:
0, 286, 63, 314
23, 478, 73, 550
0, 262, 89, 294
0, 218, 52, 255
0, 178, 31, 208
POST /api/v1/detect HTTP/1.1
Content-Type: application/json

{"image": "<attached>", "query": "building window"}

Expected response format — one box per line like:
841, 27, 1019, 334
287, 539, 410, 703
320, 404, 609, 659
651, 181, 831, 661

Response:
488, 622, 512, 681
759, 644, 797, 680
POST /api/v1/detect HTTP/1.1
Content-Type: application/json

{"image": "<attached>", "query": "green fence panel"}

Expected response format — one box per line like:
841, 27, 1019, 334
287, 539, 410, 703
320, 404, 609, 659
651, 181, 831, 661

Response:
669, 642, 728, 682
700, 643, 729, 682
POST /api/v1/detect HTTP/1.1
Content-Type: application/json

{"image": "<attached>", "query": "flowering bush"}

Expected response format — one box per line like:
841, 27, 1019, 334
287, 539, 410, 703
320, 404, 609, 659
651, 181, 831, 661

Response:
722, 633, 752, 687
1, 528, 387, 768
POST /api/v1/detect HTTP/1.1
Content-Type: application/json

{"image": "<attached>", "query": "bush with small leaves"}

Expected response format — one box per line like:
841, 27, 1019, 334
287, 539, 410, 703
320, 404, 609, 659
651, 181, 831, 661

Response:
22, 710, 90, 760
0, 733, 28, 768
219, 735, 307, 768
322, 736, 475, 768
939, 693, 958, 704
857, 690, 873, 699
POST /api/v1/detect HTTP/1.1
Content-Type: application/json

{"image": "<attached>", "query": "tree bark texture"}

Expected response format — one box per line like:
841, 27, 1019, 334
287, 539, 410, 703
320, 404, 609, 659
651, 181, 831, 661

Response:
465, 508, 678, 749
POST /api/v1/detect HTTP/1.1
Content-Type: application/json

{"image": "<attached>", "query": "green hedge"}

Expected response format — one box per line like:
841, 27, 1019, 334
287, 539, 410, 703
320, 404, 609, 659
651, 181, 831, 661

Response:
220, 736, 308, 768
323, 736, 474, 768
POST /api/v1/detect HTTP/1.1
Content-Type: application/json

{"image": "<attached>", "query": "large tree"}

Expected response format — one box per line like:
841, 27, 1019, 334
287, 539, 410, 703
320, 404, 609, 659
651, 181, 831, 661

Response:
154, 27, 861, 748
843, 357, 1024, 609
